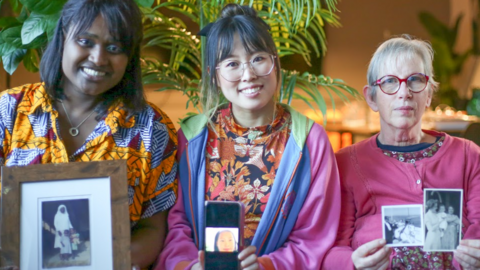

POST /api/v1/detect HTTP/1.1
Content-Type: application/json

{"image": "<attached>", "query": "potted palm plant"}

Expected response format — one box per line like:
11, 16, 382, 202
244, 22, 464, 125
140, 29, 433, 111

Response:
0, 0, 360, 119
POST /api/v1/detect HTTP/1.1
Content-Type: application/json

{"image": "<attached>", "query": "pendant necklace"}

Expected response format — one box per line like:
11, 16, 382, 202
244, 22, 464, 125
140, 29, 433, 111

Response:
60, 101, 96, 137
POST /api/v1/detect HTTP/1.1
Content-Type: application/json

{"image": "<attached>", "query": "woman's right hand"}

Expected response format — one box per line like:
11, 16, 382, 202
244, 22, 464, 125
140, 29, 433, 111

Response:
351, 239, 391, 270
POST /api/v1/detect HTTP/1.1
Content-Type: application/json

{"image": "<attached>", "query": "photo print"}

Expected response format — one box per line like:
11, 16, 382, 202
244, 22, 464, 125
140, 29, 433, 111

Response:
40, 198, 91, 269
382, 205, 424, 247
205, 227, 239, 253
424, 188, 463, 252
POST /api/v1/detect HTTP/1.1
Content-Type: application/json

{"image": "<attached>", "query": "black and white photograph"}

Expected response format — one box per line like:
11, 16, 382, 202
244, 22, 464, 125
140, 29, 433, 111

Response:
41, 199, 91, 268
382, 205, 424, 247
424, 189, 463, 252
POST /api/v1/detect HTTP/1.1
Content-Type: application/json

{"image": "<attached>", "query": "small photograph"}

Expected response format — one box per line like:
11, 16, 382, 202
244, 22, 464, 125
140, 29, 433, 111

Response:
205, 227, 239, 253
382, 205, 424, 247
41, 198, 91, 269
424, 189, 463, 252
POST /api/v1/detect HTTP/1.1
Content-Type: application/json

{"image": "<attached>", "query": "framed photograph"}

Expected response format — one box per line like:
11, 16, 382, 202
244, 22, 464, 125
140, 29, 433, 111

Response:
424, 188, 463, 252
382, 205, 424, 247
1, 160, 131, 270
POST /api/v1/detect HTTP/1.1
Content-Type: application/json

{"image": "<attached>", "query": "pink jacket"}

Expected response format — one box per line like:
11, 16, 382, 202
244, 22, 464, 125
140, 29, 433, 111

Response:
323, 130, 480, 269
156, 123, 341, 270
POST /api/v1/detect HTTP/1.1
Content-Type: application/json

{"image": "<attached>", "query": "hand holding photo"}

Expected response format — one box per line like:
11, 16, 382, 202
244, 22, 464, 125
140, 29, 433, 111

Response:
0, 160, 130, 270
423, 188, 463, 252
382, 205, 424, 247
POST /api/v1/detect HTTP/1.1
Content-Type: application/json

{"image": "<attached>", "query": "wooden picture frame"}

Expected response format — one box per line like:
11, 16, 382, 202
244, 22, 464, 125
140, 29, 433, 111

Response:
1, 160, 131, 270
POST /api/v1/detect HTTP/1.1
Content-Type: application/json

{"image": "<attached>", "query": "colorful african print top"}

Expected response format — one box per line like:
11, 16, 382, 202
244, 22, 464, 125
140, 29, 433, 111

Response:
205, 104, 291, 245
0, 83, 177, 227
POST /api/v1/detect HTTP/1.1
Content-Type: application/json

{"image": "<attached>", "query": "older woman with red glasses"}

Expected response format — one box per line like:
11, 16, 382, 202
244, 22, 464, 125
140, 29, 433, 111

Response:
323, 35, 480, 269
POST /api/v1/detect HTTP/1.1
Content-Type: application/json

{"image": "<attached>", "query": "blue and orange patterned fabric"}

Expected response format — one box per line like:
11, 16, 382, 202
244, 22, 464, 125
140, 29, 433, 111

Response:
0, 83, 177, 226
205, 103, 291, 246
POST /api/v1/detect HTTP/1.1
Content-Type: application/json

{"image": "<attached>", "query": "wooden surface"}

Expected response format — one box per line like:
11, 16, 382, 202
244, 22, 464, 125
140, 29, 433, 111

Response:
0, 160, 130, 269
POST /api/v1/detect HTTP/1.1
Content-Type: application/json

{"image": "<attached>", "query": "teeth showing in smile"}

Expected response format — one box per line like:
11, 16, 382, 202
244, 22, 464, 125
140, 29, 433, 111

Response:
241, 87, 261, 94
83, 67, 106, 77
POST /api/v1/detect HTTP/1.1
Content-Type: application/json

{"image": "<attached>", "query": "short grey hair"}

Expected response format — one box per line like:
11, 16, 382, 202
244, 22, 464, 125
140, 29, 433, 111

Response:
366, 34, 439, 101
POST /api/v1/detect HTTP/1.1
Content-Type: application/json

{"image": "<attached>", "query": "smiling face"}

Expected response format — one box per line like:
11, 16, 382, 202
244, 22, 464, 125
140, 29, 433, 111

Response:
365, 56, 432, 134
216, 231, 235, 252
439, 205, 446, 213
448, 206, 455, 214
217, 35, 277, 118
61, 15, 128, 98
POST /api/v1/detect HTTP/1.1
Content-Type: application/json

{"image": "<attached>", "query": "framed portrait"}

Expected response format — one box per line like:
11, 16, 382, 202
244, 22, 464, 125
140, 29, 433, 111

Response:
424, 188, 463, 252
382, 204, 424, 247
1, 160, 131, 270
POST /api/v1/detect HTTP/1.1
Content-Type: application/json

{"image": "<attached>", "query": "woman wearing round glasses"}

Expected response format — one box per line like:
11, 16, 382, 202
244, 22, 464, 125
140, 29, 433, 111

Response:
157, 3, 341, 270
323, 35, 480, 269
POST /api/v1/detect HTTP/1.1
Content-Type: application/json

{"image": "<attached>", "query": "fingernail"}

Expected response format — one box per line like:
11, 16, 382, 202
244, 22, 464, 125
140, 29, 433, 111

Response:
379, 239, 386, 245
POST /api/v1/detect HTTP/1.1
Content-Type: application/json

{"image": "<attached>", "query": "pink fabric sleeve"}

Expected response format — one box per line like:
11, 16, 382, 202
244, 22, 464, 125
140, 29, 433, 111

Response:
322, 146, 356, 270
453, 140, 480, 269
154, 129, 200, 270
462, 140, 480, 239
258, 123, 341, 270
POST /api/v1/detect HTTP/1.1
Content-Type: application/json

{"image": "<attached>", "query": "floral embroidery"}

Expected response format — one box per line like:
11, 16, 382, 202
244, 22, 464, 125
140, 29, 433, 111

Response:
382, 136, 445, 163
391, 247, 454, 269
205, 104, 291, 246
245, 179, 270, 200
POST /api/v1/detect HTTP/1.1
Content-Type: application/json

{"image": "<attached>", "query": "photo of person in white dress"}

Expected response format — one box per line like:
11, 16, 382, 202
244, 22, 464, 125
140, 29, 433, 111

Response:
424, 199, 442, 250
42, 199, 91, 268
424, 189, 463, 252
54, 204, 74, 261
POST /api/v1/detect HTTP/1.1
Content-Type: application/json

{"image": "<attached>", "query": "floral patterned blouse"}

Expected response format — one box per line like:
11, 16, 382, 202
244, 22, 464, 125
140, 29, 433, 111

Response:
380, 135, 454, 269
205, 104, 291, 246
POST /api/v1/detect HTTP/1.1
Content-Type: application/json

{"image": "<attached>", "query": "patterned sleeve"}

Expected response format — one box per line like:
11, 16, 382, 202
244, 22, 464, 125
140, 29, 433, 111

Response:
0, 94, 6, 166
139, 105, 178, 220
0, 88, 18, 166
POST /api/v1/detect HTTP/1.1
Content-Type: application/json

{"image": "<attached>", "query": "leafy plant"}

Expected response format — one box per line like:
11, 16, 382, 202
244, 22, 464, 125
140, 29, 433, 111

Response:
0, 0, 360, 119
419, 11, 471, 108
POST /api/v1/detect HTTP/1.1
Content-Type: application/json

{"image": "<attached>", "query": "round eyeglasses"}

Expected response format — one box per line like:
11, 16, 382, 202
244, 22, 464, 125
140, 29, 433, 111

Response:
216, 54, 276, 82
372, 73, 429, 95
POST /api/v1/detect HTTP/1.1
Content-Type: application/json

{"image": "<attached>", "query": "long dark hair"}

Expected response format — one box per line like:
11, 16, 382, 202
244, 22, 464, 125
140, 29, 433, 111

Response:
202, 4, 281, 120
40, 0, 145, 118
214, 230, 237, 252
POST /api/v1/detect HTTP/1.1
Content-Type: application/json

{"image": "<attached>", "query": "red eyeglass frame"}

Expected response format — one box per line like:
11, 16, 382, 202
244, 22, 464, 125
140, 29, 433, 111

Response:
372, 73, 430, 95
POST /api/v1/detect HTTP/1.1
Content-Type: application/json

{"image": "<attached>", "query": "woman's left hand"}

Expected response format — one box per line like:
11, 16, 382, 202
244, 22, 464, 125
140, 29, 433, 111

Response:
238, 246, 259, 270
454, 239, 480, 269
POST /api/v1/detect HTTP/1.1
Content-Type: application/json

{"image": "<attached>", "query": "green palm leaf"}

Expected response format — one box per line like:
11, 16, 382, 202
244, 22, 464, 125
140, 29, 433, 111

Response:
141, 0, 360, 117
0, 0, 360, 120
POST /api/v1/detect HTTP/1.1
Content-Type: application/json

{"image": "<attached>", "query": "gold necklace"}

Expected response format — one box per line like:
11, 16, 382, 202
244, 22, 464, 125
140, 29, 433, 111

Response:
60, 101, 96, 137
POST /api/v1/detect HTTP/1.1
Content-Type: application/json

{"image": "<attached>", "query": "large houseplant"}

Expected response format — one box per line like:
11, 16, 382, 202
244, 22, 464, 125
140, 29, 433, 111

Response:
0, 0, 360, 118
419, 11, 472, 108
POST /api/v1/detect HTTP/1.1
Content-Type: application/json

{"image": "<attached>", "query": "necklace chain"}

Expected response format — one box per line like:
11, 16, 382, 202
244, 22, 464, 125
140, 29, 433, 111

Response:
60, 101, 96, 137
